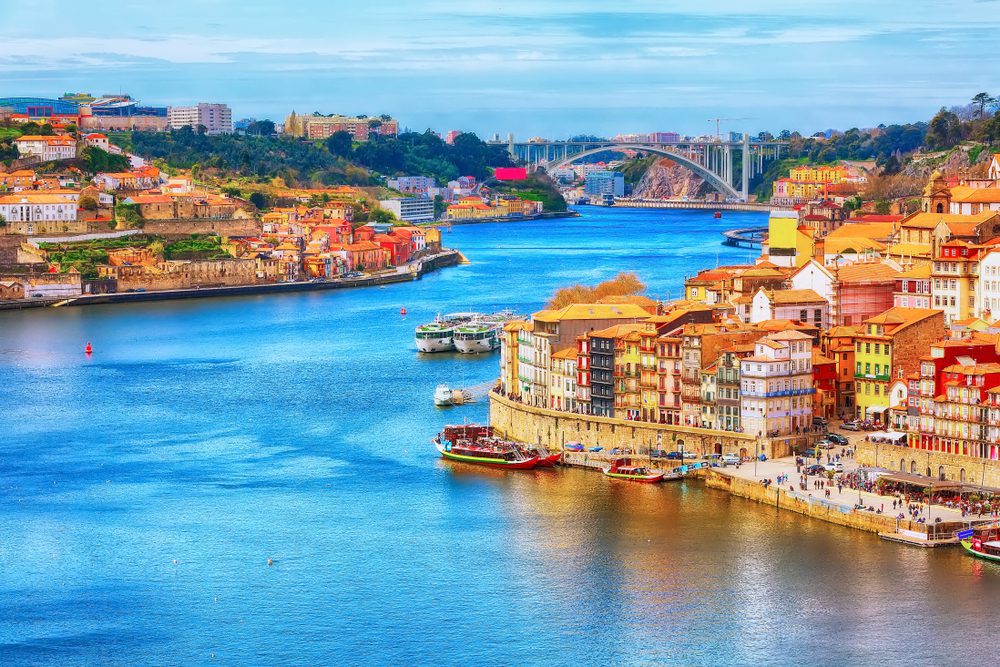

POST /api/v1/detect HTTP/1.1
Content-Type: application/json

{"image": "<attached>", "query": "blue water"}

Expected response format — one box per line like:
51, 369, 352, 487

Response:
2, 207, 999, 666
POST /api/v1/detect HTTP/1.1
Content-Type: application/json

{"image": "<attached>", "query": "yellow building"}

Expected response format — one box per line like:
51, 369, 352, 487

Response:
767, 211, 814, 268
853, 307, 945, 423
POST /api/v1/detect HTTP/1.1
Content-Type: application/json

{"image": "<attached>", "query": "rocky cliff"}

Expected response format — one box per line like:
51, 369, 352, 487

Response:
631, 158, 710, 199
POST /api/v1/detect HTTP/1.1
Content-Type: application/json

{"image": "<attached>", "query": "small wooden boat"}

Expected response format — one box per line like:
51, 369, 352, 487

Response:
961, 523, 1000, 563
433, 424, 539, 470
602, 458, 665, 483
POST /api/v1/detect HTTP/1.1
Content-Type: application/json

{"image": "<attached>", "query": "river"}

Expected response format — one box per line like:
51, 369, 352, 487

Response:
1, 206, 997, 665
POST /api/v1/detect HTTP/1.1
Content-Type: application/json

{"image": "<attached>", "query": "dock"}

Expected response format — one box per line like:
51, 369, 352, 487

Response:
722, 226, 768, 248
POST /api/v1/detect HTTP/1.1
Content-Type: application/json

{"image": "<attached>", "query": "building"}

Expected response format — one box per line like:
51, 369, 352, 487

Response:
834, 261, 900, 326
14, 135, 77, 161
739, 330, 815, 438
584, 171, 625, 198
853, 307, 945, 424
167, 103, 233, 135
549, 348, 578, 412
931, 240, 983, 324
283, 112, 399, 141
771, 164, 848, 205
894, 264, 933, 310
749, 288, 829, 329
379, 197, 434, 223
765, 210, 814, 268
0, 192, 79, 228
386, 176, 436, 193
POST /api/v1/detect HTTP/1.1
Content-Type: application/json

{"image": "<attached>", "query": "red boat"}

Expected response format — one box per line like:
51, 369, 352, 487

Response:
529, 447, 561, 467
433, 424, 539, 469
602, 458, 665, 483
714, 211, 722, 219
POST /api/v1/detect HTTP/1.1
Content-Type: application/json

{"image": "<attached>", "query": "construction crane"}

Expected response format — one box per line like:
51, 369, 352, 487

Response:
707, 117, 753, 141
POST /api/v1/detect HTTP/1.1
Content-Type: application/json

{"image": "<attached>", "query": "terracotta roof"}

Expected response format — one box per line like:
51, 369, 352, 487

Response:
767, 288, 827, 305
836, 262, 900, 283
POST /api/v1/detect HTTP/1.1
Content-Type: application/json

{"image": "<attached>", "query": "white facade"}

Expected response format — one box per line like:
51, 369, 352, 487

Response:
740, 331, 814, 438
167, 103, 233, 135
0, 195, 78, 223
379, 197, 434, 223
977, 250, 1000, 318
549, 353, 578, 412
789, 259, 836, 320
15, 136, 77, 161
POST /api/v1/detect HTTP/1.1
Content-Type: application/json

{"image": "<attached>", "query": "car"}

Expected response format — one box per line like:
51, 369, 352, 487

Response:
665, 451, 683, 460
804, 464, 827, 475
720, 453, 740, 466
842, 421, 862, 431
824, 462, 845, 473
801, 447, 821, 458
826, 433, 849, 446
817, 441, 836, 450
812, 416, 828, 427
650, 449, 668, 458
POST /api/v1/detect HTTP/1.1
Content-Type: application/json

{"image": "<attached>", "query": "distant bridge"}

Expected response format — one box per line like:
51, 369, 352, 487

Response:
491, 135, 785, 203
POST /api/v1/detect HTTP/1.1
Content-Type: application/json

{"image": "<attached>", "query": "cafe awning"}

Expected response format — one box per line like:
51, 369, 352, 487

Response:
865, 405, 888, 416
878, 472, 962, 490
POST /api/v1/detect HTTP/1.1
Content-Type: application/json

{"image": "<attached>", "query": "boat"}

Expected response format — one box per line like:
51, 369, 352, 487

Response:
415, 315, 463, 353
433, 384, 473, 406
453, 320, 502, 354
714, 211, 722, 219
602, 458, 665, 483
528, 445, 561, 467
960, 523, 1000, 563
433, 424, 539, 469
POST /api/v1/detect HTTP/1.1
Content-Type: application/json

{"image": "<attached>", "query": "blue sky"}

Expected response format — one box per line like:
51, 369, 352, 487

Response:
2, 0, 999, 138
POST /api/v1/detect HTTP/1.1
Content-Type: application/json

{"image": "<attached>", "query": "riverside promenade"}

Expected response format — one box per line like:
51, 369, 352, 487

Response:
0, 248, 461, 311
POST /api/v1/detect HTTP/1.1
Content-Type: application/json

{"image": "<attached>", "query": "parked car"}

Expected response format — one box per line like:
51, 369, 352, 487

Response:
812, 416, 828, 427
842, 421, 862, 431
801, 447, 821, 458
721, 453, 740, 466
650, 449, 668, 458
804, 464, 827, 475
826, 433, 849, 446
817, 440, 836, 450
824, 462, 845, 473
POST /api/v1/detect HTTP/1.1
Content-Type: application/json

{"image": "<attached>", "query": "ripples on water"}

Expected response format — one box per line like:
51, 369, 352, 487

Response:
1, 207, 998, 665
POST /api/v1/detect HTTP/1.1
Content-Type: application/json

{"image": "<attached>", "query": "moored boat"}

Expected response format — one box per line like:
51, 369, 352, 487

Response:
529, 446, 561, 467
453, 320, 501, 354
602, 458, 665, 483
961, 523, 1000, 563
433, 424, 539, 469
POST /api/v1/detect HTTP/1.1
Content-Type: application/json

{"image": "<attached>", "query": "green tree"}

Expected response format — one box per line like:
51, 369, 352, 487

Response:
248, 191, 269, 210
972, 92, 996, 119
325, 130, 353, 158
371, 208, 396, 225
925, 108, 963, 150
114, 202, 142, 229
78, 194, 98, 211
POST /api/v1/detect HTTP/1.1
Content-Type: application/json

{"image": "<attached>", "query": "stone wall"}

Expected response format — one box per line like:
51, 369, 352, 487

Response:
489, 391, 781, 456
704, 469, 932, 535
142, 218, 261, 238
856, 440, 1000, 489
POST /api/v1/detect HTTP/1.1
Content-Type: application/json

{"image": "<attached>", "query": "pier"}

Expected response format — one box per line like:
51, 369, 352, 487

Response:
721, 226, 768, 248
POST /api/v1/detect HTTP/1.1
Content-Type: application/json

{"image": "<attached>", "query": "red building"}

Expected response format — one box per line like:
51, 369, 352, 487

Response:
812, 348, 838, 420
835, 262, 900, 326
373, 233, 411, 266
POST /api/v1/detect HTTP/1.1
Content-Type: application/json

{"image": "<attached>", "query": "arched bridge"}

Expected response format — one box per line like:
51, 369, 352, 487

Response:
492, 135, 785, 202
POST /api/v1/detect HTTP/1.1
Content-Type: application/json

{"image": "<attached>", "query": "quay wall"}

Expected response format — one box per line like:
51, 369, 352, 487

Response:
703, 470, 930, 535
489, 391, 815, 459
856, 440, 1000, 490
613, 199, 773, 212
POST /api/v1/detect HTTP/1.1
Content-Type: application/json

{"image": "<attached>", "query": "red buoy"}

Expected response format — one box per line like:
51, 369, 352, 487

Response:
85, 342, 93, 355
400, 307, 407, 316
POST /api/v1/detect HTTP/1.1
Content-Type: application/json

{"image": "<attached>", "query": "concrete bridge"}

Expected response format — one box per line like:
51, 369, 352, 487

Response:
492, 134, 785, 203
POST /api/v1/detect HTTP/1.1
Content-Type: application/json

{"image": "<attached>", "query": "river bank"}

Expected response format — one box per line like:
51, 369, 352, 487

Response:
0, 249, 460, 311
441, 210, 580, 226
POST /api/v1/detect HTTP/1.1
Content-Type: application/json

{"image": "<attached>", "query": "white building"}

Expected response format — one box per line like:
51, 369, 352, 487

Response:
0, 193, 79, 223
386, 176, 436, 193
740, 330, 814, 438
977, 249, 1000, 319
549, 347, 578, 412
14, 135, 77, 161
167, 103, 233, 135
789, 259, 836, 320
379, 197, 434, 223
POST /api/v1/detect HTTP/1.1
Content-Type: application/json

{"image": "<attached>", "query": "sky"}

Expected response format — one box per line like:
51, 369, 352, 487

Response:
1, 0, 999, 139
